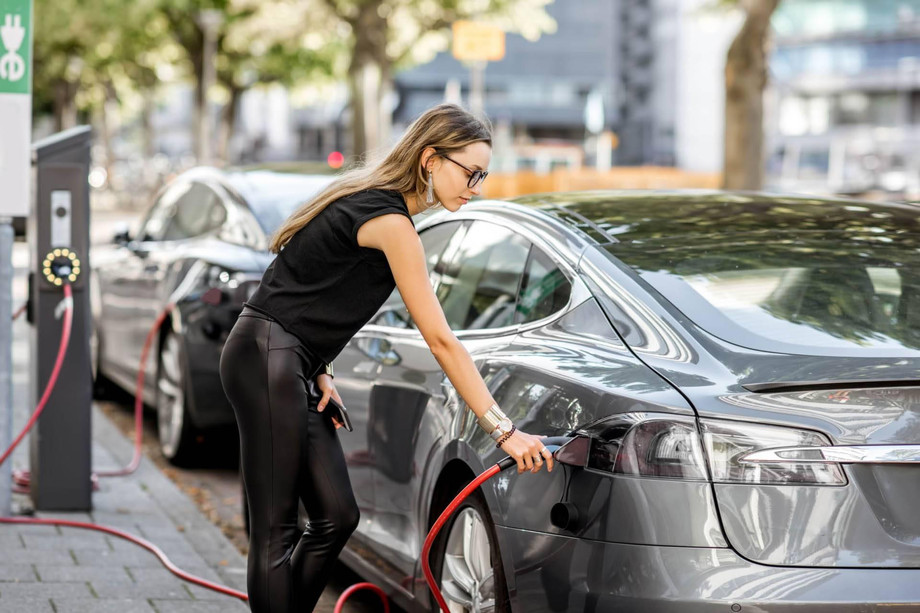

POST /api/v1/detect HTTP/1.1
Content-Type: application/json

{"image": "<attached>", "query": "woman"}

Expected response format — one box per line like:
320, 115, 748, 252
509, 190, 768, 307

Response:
219, 103, 553, 613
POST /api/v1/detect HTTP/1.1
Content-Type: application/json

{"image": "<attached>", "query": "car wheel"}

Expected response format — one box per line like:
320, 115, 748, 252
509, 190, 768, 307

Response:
156, 330, 199, 465
431, 490, 511, 613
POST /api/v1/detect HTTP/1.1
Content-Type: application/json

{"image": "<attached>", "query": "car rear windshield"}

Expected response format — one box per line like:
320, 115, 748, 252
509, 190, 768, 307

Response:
228, 173, 334, 234
589, 197, 920, 354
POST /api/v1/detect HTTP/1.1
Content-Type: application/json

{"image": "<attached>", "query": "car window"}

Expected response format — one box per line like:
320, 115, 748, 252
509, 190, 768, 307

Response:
539, 194, 920, 354
514, 247, 572, 324
162, 182, 226, 241
607, 233, 920, 353
217, 202, 264, 250
227, 173, 335, 235
138, 182, 192, 242
437, 221, 530, 331
371, 221, 467, 329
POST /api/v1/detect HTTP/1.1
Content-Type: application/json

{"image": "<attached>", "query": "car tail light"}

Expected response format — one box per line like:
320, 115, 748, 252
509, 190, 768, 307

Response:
583, 413, 708, 480
580, 413, 847, 486
700, 419, 846, 486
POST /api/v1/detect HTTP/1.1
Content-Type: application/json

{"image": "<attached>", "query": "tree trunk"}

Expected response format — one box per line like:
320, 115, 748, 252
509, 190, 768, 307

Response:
722, 0, 781, 190
161, 9, 205, 163
52, 79, 78, 132
140, 90, 157, 196
346, 0, 389, 158
101, 80, 118, 185
217, 84, 243, 163
379, 64, 395, 148
141, 91, 156, 160
190, 47, 205, 163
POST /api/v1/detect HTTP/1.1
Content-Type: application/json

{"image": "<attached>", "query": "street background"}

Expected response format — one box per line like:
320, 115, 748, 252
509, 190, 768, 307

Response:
29, 0, 920, 218
6, 0, 920, 610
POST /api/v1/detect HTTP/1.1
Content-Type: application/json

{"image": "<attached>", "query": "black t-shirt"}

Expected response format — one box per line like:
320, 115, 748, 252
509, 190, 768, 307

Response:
244, 188, 415, 363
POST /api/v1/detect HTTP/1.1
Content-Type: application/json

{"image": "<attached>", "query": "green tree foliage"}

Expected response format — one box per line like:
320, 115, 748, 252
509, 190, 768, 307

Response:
315, 0, 557, 156
32, 0, 555, 164
32, 0, 171, 129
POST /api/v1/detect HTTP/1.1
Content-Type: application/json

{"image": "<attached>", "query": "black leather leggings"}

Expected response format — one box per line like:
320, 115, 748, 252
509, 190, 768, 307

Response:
219, 306, 359, 612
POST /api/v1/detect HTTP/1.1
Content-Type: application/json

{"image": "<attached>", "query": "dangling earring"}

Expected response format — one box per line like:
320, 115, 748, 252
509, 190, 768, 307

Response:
426, 169, 435, 205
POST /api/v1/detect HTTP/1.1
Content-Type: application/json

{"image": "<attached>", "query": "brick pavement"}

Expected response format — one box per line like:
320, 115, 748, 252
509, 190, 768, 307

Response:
2, 239, 250, 612
0, 408, 252, 613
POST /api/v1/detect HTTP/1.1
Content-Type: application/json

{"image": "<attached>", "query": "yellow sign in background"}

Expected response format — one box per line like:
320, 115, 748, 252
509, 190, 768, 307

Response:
452, 21, 505, 62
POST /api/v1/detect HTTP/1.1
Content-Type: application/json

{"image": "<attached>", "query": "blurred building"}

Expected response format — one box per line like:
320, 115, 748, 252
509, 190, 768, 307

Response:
393, 0, 687, 171
766, 0, 920, 198
394, 0, 615, 172
126, 0, 733, 176
141, 0, 734, 174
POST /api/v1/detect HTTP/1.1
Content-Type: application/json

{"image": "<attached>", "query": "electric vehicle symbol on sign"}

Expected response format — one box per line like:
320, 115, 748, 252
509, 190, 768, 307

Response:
0, 13, 26, 82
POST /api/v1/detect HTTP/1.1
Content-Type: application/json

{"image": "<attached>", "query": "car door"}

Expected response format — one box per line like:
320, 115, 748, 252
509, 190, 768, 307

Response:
334, 220, 468, 552
97, 181, 188, 384
366, 219, 532, 585
136, 182, 226, 387
101, 181, 225, 390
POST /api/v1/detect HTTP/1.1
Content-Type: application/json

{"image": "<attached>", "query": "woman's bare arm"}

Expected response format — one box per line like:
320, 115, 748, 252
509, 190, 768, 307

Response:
357, 213, 495, 419
357, 213, 552, 473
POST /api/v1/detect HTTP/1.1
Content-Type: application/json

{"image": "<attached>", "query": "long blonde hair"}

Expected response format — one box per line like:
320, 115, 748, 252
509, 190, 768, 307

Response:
269, 103, 492, 253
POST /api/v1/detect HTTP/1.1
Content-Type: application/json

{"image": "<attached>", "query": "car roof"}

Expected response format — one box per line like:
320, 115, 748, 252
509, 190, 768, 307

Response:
172, 165, 334, 204
222, 169, 335, 206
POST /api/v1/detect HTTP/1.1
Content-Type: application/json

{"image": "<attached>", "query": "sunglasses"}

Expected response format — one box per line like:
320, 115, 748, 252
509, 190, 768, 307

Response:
440, 153, 489, 189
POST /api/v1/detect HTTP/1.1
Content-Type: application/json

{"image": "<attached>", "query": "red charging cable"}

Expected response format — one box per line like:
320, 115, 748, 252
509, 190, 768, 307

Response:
11, 301, 27, 322
422, 462, 506, 613
2, 284, 528, 611
94, 302, 172, 477
0, 286, 73, 468
9, 294, 158, 491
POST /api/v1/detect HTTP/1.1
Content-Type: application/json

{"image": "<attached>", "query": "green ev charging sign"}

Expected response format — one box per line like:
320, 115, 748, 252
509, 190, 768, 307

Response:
0, 0, 30, 94
0, 0, 31, 217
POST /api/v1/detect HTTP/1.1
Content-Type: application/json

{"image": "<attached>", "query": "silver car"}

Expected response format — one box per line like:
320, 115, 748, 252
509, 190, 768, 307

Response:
276, 190, 920, 612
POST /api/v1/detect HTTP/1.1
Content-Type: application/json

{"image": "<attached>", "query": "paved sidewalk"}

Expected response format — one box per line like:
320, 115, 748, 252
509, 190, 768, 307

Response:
2, 239, 250, 612
0, 406, 251, 613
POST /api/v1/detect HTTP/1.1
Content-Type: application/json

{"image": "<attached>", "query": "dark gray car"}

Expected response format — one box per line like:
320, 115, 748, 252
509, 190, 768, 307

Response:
330, 190, 920, 612
91, 167, 334, 464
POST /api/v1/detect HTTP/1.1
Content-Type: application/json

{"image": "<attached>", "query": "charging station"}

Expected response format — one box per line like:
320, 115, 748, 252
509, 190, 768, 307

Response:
26, 126, 93, 511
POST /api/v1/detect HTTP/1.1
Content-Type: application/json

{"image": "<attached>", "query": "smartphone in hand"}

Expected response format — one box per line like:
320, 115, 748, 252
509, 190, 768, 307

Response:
323, 396, 353, 432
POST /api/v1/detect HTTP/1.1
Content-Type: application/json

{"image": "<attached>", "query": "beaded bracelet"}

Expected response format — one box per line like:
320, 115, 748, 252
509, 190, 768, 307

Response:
495, 425, 516, 448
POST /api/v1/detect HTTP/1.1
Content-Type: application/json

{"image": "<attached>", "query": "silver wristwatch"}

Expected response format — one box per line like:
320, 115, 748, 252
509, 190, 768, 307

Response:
478, 403, 513, 441
323, 362, 334, 378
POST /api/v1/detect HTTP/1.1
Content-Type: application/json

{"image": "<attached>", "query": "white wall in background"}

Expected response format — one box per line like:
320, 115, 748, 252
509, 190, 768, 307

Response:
674, 0, 740, 174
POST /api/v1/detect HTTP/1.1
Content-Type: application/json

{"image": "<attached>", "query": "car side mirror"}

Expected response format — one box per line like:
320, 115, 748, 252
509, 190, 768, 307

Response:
112, 222, 131, 245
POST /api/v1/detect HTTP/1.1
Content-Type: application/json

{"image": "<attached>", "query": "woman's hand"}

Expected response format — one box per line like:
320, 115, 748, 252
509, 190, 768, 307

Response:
315, 373, 345, 430
499, 429, 553, 474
